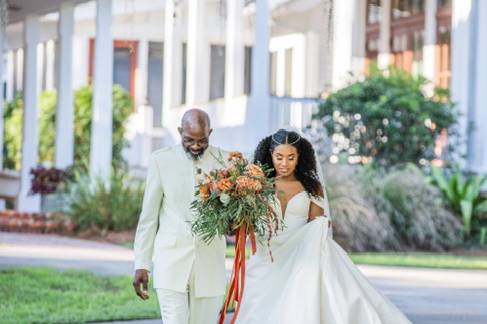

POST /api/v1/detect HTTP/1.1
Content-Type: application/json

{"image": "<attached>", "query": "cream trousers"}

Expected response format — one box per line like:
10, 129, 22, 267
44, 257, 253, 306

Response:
156, 265, 223, 324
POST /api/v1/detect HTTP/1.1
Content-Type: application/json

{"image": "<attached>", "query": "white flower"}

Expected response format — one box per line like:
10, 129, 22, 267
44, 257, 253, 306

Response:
219, 193, 231, 206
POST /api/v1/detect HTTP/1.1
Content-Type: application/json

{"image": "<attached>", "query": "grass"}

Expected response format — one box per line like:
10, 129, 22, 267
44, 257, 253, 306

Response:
350, 252, 487, 269
0, 267, 160, 324
225, 245, 487, 269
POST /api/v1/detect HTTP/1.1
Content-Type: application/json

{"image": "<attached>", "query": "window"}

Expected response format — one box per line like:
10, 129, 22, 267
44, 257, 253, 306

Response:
284, 48, 293, 96
244, 46, 252, 95
436, 26, 451, 88
147, 42, 163, 127
392, 0, 424, 20
367, 0, 382, 25
389, 0, 425, 74
365, 37, 379, 73
435, 0, 451, 87
89, 39, 138, 103
113, 47, 131, 92
365, 0, 451, 87
391, 33, 410, 72
269, 51, 278, 95
181, 43, 187, 105
411, 30, 424, 76
209, 45, 226, 100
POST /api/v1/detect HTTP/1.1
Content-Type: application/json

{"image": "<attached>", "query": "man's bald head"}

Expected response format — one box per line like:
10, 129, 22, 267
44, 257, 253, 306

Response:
180, 109, 211, 132
178, 109, 213, 160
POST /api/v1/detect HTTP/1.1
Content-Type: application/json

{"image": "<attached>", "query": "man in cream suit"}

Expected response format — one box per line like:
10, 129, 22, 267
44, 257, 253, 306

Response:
133, 109, 227, 324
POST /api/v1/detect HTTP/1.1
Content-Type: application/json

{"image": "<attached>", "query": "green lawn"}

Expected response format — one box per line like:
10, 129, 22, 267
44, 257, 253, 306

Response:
0, 267, 160, 324
226, 246, 487, 269
350, 252, 487, 269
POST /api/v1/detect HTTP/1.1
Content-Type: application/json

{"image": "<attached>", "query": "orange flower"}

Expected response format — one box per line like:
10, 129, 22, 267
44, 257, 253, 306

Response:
236, 176, 262, 192
228, 151, 243, 161
209, 182, 219, 193
245, 164, 265, 178
217, 178, 234, 191
218, 169, 230, 178
199, 184, 210, 200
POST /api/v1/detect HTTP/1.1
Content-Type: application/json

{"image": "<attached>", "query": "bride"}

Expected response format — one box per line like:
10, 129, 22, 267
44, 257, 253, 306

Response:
235, 129, 412, 324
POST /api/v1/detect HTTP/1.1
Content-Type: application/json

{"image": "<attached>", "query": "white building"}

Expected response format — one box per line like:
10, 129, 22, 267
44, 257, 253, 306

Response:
0, 0, 486, 212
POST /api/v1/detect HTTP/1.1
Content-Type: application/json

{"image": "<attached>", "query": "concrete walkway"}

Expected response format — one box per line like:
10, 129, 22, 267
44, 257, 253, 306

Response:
1, 231, 487, 324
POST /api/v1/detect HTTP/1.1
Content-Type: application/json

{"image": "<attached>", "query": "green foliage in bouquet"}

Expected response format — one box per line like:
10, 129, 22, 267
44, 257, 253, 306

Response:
191, 152, 280, 243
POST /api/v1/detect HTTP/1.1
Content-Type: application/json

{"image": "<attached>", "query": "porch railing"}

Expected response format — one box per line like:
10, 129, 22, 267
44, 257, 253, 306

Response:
269, 96, 322, 132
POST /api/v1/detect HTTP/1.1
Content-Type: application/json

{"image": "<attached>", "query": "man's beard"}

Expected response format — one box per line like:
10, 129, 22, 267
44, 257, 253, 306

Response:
183, 147, 206, 160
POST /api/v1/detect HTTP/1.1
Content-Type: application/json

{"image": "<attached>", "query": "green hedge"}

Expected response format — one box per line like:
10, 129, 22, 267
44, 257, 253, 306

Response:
2, 85, 132, 174
314, 68, 457, 168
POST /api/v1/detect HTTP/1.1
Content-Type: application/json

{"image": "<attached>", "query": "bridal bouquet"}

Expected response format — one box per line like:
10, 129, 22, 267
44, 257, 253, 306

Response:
191, 151, 281, 324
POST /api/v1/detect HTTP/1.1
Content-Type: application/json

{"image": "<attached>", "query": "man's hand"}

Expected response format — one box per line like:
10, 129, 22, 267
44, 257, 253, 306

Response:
133, 269, 150, 300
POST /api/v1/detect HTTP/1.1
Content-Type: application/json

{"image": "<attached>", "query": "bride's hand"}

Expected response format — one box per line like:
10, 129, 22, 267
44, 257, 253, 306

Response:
308, 215, 332, 228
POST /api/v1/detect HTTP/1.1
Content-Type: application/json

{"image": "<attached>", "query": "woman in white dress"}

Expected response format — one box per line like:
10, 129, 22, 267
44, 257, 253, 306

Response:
235, 129, 412, 324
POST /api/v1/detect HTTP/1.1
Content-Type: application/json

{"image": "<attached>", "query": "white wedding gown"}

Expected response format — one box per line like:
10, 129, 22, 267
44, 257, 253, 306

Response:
235, 191, 412, 324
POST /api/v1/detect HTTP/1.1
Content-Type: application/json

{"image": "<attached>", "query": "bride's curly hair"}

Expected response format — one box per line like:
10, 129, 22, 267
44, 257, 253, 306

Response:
253, 129, 323, 197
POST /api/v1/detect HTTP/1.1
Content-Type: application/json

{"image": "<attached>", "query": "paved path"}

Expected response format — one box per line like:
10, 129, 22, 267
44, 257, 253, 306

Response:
1, 232, 487, 324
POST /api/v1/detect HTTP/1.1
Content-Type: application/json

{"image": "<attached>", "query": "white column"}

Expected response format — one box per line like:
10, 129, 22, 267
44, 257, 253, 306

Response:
15, 48, 23, 93
450, 0, 473, 168
45, 40, 56, 90
72, 37, 89, 89
162, 0, 182, 118
470, 0, 487, 174
378, 0, 391, 68
423, 0, 438, 84
275, 50, 285, 96
55, 2, 75, 169
186, 0, 208, 105
6, 51, 14, 100
90, 0, 113, 180
18, 15, 41, 212
135, 38, 149, 109
331, 0, 356, 89
247, 0, 271, 147
225, 0, 244, 100
36, 42, 44, 94
349, 0, 367, 77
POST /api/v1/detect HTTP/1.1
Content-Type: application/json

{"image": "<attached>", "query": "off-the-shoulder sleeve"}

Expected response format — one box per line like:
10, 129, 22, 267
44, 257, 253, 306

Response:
310, 188, 333, 238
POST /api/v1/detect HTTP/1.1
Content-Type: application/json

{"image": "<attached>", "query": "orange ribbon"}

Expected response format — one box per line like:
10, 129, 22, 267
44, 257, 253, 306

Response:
218, 225, 257, 324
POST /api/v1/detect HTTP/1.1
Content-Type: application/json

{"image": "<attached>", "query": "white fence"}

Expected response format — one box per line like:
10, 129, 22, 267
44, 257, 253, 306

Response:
269, 96, 322, 132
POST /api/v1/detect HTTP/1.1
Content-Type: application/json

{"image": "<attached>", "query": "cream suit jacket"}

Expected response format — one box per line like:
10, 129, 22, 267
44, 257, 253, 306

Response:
133, 145, 228, 297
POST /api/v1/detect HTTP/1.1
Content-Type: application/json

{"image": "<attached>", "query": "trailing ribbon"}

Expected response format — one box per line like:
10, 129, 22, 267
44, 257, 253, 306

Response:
218, 225, 257, 324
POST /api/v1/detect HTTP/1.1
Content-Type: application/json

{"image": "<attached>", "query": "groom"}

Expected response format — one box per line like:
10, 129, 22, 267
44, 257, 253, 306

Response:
132, 109, 228, 324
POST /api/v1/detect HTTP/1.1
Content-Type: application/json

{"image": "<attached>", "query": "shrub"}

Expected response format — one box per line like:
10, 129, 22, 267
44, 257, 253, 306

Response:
430, 166, 487, 241
65, 169, 144, 232
323, 163, 400, 252
2, 94, 23, 170
314, 68, 457, 167
380, 164, 461, 250
323, 163, 461, 251
2, 85, 132, 174
73, 85, 132, 174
